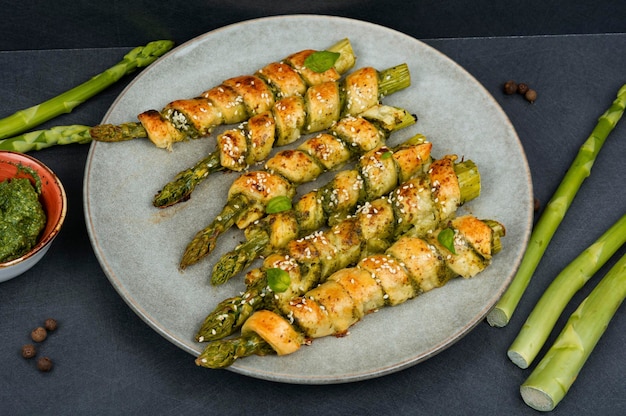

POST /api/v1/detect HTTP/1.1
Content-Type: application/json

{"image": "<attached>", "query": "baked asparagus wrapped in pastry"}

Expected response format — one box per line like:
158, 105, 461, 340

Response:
180, 104, 417, 268
211, 133, 435, 285
153, 64, 411, 208
90, 39, 357, 149
195, 214, 505, 368
195, 155, 481, 341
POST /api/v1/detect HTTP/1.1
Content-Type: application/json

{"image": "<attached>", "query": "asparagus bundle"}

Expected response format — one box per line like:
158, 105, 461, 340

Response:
153, 64, 411, 208
195, 214, 505, 368
180, 104, 417, 268
90, 39, 357, 150
0, 40, 174, 142
211, 134, 435, 285
195, 155, 482, 342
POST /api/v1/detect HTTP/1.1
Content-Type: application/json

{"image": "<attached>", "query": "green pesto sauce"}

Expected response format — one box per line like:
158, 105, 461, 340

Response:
0, 177, 47, 262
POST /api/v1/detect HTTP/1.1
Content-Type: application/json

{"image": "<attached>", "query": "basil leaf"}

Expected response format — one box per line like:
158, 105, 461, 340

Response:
304, 51, 340, 73
266, 268, 291, 292
266, 195, 292, 214
437, 227, 457, 254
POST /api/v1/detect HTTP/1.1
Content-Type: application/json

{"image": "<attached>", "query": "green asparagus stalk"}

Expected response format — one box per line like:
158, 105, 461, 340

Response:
152, 64, 412, 208
195, 331, 275, 368
0, 125, 92, 152
520, 252, 626, 412
507, 214, 626, 369
486, 84, 626, 328
0, 40, 174, 141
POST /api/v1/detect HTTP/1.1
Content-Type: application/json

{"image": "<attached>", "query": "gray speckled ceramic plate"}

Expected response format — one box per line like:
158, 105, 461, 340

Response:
84, 15, 532, 384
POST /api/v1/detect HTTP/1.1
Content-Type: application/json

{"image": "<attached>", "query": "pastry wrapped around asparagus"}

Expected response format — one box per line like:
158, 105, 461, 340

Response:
90, 39, 357, 150
211, 133, 435, 285
195, 214, 505, 368
179, 104, 417, 268
195, 155, 481, 342
153, 63, 411, 208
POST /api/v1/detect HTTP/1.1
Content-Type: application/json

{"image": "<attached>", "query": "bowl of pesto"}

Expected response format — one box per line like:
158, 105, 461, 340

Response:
0, 151, 67, 282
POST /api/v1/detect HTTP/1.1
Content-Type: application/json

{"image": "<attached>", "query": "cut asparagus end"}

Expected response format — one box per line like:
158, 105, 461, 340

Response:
484, 219, 506, 255
90, 122, 147, 142
454, 160, 481, 204
377, 63, 411, 98
326, 38, 357, 75
360, 104, 416, 133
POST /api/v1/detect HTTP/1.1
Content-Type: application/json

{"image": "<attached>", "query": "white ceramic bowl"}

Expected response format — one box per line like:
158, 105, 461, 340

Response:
0, 151, 67, 282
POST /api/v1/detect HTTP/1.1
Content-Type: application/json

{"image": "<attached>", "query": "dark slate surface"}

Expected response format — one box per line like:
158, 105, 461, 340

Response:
1, 3, 625, 415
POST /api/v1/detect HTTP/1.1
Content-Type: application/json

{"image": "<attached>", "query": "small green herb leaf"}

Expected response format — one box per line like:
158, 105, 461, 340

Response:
266, 195, 292, 214
381, 151, 393, 160
438, 227, 457, 254
304, 51, 340, 73
266, 268, 291, 292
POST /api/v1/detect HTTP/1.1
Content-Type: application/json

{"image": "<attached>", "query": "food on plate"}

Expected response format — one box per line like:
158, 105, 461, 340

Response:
152, 64, 412, 208
195, 214, 505, 368
211, 135, 478, 285
179, 104, 417, 269
195, 155, 482, 342
90, 39, 357, 150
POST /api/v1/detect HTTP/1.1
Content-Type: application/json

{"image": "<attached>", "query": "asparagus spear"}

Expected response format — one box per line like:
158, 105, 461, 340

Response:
180, 104, 417, 269
486, 84, 626, 328
508, 213, 626, 369
520, 252, 626, 412
0, 125, 92, 152
90, 39, 356, 147
152, 64, 412, 208
195, 155, 481, 342
196, 215, 505, 368
0, 40, 174, 141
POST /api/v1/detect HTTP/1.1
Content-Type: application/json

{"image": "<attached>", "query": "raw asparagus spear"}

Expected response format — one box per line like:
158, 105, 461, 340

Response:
195, 155, 481, 341
520, 252, 626, 412
211, 134, 436, 285
507, 213, 626, 369
0, 125, 92, 152
180, 104, 417, 269
90, 39, 356, 149
0, 40, 174, 141
153, 64, 411, 208
195, 215, 505, 368
487, 84, 626, 328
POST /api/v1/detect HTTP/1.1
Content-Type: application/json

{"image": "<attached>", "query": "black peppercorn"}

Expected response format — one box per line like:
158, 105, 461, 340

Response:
21, 344, 37, 359
37, 356, 53, 372
31, 327, 47, 343
503, 80, 517, 95
517, 83, 529, 95
44, 318, 58, 332
525, 89, 538, 103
